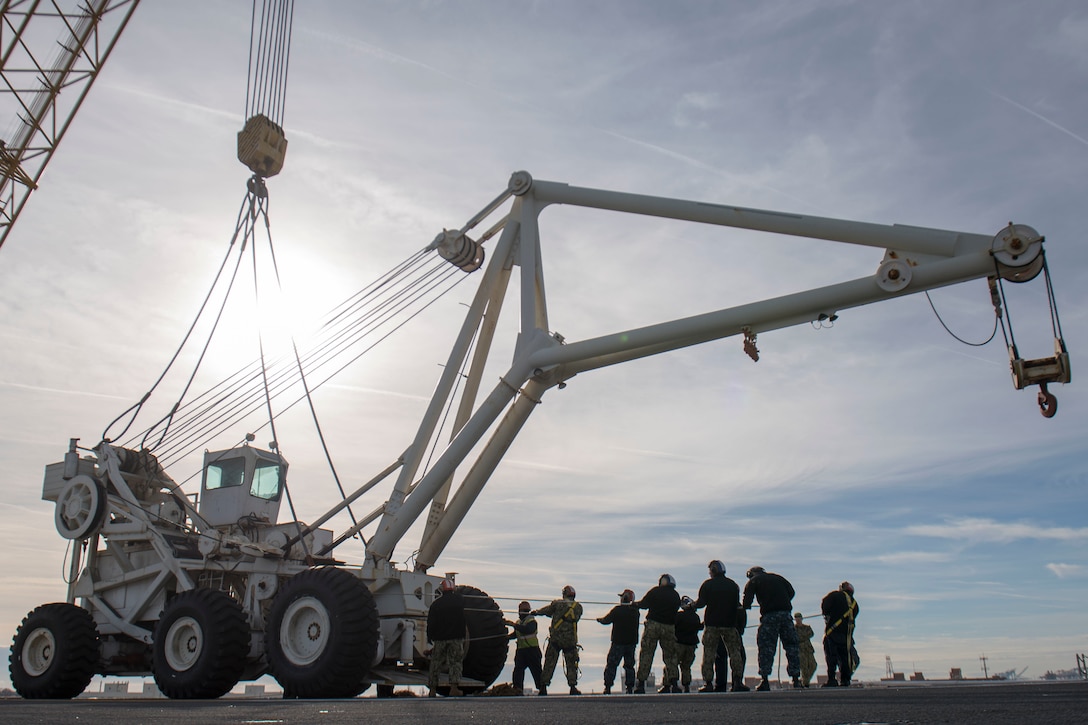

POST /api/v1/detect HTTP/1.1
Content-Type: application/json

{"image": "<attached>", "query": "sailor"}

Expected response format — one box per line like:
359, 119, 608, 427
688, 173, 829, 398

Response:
533, 585, 583, 695
793, 612, 817, 687
634, 573, 682, 693
821, 581, 859, 687
506, 601, 544, 694
695, 559, 749, 692
742, 566, 803, 691
674, 596, 703, 693
597, 589, 640, 694
426, 578, 465, 697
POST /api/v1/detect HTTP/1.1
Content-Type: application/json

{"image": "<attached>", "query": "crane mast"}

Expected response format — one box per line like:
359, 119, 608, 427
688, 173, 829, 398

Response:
0, 0, 140, 251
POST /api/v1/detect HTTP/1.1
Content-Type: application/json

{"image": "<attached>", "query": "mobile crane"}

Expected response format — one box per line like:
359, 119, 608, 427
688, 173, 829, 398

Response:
7, 167, 1070, 699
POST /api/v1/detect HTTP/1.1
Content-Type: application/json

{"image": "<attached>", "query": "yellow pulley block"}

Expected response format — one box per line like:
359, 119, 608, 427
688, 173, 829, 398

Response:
237, 113, 288, 178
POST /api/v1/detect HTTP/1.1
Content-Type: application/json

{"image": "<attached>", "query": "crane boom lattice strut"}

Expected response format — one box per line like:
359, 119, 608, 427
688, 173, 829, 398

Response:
0, 0, 142, 251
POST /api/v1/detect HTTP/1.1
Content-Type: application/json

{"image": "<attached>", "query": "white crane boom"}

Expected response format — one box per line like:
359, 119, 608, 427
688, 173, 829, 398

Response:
354, 171, 1068, 570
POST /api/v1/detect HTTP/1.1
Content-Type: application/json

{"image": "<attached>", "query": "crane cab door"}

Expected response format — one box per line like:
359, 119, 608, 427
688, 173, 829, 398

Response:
199, 446, 287, 528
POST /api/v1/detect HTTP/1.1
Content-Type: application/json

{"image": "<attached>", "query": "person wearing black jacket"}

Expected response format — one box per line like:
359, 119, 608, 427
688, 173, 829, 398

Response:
633, 573, 681, 693
597, 589, 640, 694
695, 559, 749, 692
426, 579, 465, 697
821, 581, 859, 687
742, 566, 802, 691
674, 597, 703, 693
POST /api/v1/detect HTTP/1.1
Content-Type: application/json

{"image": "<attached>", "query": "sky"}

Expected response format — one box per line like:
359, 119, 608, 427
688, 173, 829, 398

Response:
0, 0, 1086, 693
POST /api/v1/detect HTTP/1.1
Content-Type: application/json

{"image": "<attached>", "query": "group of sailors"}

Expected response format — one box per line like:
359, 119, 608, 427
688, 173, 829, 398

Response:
426, 561, 859, 696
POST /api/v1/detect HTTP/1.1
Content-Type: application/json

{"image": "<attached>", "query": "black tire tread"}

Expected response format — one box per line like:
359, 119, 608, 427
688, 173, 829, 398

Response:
266, 567, 379, 699
9, 603, 99, 699
152, 588, 249, 699
456, 585, 508, 693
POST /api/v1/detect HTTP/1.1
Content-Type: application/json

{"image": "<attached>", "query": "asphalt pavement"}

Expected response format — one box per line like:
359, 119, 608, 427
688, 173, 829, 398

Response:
1, 680, 1085, 724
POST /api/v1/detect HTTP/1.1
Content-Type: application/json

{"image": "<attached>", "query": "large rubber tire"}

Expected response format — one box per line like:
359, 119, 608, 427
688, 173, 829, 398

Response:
456, 585, 508, 694
266, 567, 379, 698
9, 603, 99, 699
152, 588, 249, 699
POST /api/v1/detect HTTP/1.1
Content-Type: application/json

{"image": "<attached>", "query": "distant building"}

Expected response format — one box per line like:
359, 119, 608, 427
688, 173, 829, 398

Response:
102, 682, 129, 696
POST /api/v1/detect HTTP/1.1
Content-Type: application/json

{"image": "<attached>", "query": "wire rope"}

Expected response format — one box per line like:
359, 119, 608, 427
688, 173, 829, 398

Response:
244, 0, 294, 126
102, 194, 254, 444
156, 263, 470, 473
924, 289, 999, 347
136, 252, 465, 466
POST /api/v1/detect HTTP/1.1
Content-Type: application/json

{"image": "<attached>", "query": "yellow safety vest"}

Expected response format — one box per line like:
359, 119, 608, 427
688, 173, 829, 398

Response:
516, 614, 539, 649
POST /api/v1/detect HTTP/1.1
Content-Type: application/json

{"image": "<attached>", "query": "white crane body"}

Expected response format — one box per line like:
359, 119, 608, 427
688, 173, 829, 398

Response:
11, 171, 1069, 699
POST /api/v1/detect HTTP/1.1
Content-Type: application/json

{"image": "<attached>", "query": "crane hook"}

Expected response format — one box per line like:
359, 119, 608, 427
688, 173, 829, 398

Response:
1037, 382, 1058, 418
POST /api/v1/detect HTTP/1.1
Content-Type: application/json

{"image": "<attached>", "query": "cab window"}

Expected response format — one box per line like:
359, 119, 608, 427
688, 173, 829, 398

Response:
251, 459, 283, 501
205, 457, 246, 490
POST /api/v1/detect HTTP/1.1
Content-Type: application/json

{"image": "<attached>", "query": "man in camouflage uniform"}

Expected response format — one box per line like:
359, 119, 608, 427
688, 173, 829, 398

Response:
634, 573, 682, 693
426, 578, 465, 697
742, 566, 802, 691
674, 596, 703, 692
793, 612, 817, 687
695, 559, 748, 692
533, 584, 583, 695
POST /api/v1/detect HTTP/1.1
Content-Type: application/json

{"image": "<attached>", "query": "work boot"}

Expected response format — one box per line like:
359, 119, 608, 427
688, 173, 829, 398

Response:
683, 684, 690, 693
538, 686, 548, 696
634, 681, 646, 694
822, 678, 838, 687
698, 684, 715, 693
449, 685, 463, 697
626, 684, 634, 694
732, 677, 750, 692
603, 685, 611, 695
757, 677, 771, 692
840, 678, 851, 688
792, 677, 804, 689
570, 686, 581, 695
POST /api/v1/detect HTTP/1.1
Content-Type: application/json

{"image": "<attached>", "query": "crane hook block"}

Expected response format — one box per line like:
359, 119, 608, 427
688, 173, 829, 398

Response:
238, 114, 288, 178
433, 230, 485, 272
1037, 383, 1058, 418
1009, 338, 1071, 391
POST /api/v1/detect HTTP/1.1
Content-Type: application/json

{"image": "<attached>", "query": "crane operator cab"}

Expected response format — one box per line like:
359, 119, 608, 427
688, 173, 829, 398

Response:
199, 444, 286, 528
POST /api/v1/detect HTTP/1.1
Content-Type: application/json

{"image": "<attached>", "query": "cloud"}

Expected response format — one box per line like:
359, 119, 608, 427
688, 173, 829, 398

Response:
875, 551, 954, 565
0, 380, 131, 401
906, 518, 1088, 545
672, 91, 722, 130
1046, 563, 1085, 579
